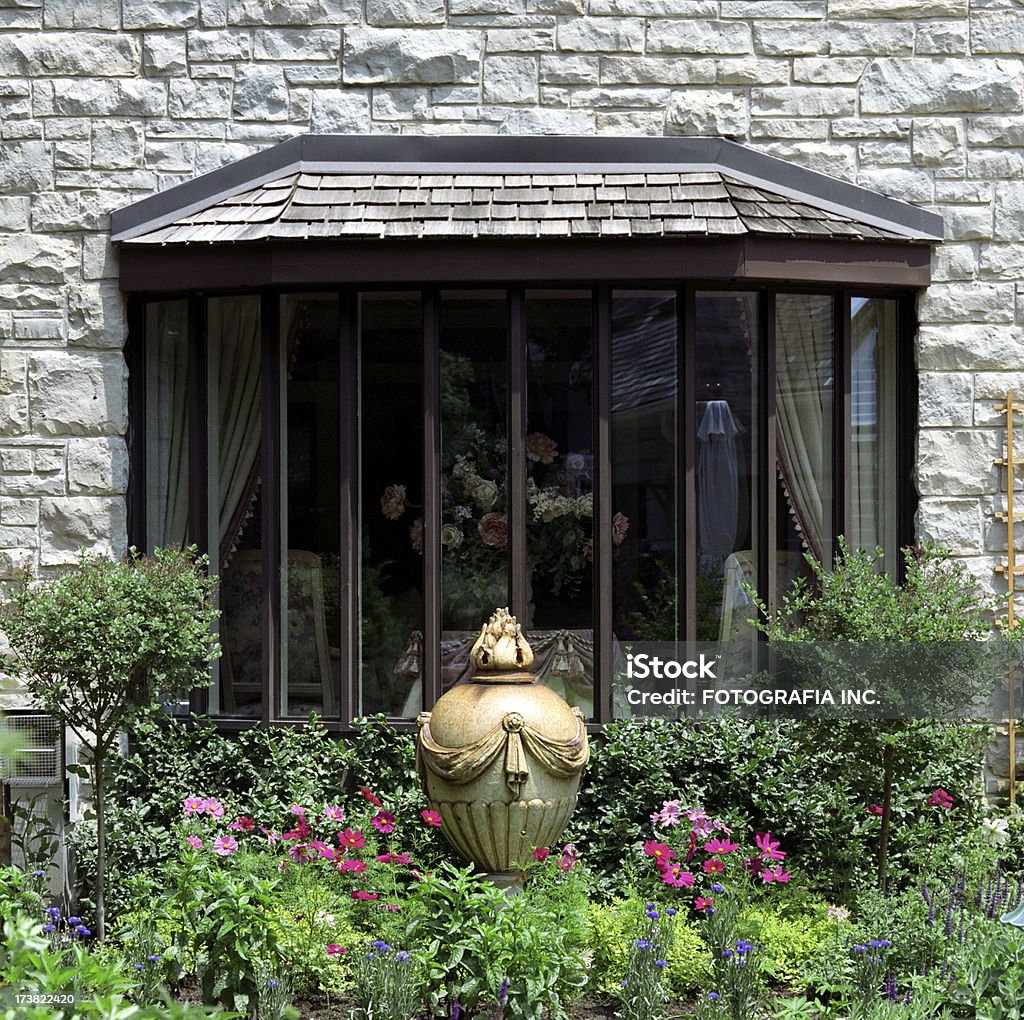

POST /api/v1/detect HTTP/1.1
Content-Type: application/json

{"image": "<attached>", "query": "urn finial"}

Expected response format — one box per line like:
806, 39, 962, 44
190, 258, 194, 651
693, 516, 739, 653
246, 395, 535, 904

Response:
469, 607, 534, 672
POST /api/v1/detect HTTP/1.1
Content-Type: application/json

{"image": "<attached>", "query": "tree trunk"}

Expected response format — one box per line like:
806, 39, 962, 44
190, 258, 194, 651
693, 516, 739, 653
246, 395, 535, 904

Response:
877, 743, 894, 892
94, 745, 106, 941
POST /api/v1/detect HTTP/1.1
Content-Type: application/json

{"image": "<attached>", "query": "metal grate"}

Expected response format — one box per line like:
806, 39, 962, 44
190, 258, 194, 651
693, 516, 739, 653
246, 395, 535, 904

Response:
0, 715, 62, 785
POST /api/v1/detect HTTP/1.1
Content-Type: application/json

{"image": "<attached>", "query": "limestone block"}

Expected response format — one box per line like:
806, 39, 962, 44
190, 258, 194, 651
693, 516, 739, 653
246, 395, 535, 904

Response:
916, 497, 982, 555
483, 56, 539, 104
570, 86, 670, 109
754, 21, 826, 56
194, 142, 261, 175
0, 141, 51, 194
229, 0, 360, 24
34, 448, 63, 475
540, 55, 598, 84
556, 19, 644, 53
0, 549, 34, 578
0, 33, 140, 76
0, 498, 38, 526
935, 206, 991, 243
980, 245, 1024, 281
143, 140, 196, 173
912, 118, 964, 167
916, 428, 1002, 498
188, 29, 251, 62
344, 29, 482, 83
366, 0, 444, 25
27, 352, 127, 437
485, 29, 554, 53
254, 28, 340, 60
13, 315, 65, 342
284, 65, 342, 85
972, 372, 1024, 405
0, 397, 28, 436
527, 0, 582, 11
593, 0, 715, 11
91, 122, 143, 170
201, 0, 228, 25
68, 438, 128, 495
168, 79, 232, 119
918, 282, 1014, 324
666, 90, 747, 136
915, 21, 968, 56
233, 67, 289, 120
0, 451, 32, 475
932, 243, 976, 283
828, 22, 913, 56
143, 34, 188, 76
754, 141, 855, 180
918, 371, 973, 426
751, 119, 828, 141
43, 0, 118, 28
601, 56, 714, 85
310, 90, 372, 131
68, 283, 127, 350
596, 111, 662, 135
858, 140, 911, 166
861, 59, 1023, 116
53, 141, 90, 170
994, 183, 1024, 242
973, 12, 1024, 54
715, 59, 788, 86
0, 526, 37, 549
832, 117, 910, 140
0, 236, 77, 286
792, 57, 866, 84
372, 88, 430, 120
0, 352, 25, 397
918, 325, 1022, 372
0, 197, 28, 231
968, 149, 1024, 181
751, 87, 855, 118
831, 0, 965, 14
855, 168, 933, 203
499, 108, 594, 133
968, 118, 1024, 149
123, 0, 199, 28
449, 0, 523, 13
647, 19, 750, 54
39, 497, 127, 567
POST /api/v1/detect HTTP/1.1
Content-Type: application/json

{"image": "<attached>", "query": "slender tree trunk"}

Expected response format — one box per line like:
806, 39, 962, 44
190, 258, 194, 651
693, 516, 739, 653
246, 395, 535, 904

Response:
93, 745, 106, 940
877, 743, 894, 892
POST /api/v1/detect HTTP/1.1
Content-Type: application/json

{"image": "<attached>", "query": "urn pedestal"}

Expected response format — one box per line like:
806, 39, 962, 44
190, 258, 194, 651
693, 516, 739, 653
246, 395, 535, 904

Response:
416, 609, 589, 880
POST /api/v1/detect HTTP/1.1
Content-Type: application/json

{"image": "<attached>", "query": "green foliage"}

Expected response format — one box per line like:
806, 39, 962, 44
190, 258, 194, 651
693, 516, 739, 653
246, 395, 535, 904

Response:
734, 897, 834, 986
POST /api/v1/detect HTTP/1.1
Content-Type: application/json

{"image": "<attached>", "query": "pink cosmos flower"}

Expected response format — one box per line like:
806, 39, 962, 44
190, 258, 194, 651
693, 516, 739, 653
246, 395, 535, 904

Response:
926, 788, 954, 810
351, 889, 378, 901
651, 800, 682, 827
371, 811, 396, 834
660, 865, 695, 889
704, 837, 740, 855
337, 858, 367, 875
702, 858, 725, 874
288, 843, 316, 864
375, 852, 412, 865
866, 804, 884, 816
420, 809, 442, 828
743, 856, 761, 875
284, 818, 312, 841
213, 835, 237, 857
289, 804, 306, 816
558, 844, 578, 872
685, 806, 714, 837
360, 788, 383, 808
694, 897, 714, 912
183, 797, 205, 817
229, 816, 255, 832
203, 798, 225, 820
326, 944, 346, 957
761, 866, 792, 884
643, 840, 675, 868
338, 828, 367, 850
533, 847, 550, 862
754, 832, 786, 861
186, 835, 202, 850
323, 805, 346, 822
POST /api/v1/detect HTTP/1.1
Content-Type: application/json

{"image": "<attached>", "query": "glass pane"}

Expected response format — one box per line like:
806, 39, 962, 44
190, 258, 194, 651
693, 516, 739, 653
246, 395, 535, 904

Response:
360, 293, 423, 717
525, 290, 594, 714
611, 291, 679, 646
440, 291, 508, 636
775, 294, 834, 598
850, 297, 899, 573
208, 295, 263, 718
281, 295, 341, 718
145, 300, 189, 551
696, 292, 759, 643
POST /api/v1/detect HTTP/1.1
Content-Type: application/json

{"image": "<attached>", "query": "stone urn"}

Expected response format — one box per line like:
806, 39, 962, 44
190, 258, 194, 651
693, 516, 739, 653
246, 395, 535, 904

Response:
416, 608, 589, 879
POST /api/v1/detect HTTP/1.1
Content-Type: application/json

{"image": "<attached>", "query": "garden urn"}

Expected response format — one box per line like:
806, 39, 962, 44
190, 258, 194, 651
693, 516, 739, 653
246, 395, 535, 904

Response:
416, 607, 590, 879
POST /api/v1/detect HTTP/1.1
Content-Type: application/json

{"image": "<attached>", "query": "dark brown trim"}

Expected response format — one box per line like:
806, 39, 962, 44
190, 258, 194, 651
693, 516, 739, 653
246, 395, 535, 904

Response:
508, 288, 528, 624
682, 286, 697, 640
835, 291, 852, 559
260, 291, 278, 728
897, 292, 919, 578
422, 290, 442, 712
338, 289, 359, 725
594, 286, 613, 725
118, 238, 934, 293
186, 295, 208, 557
125, 296, 145, 553
762, 290, 777, 616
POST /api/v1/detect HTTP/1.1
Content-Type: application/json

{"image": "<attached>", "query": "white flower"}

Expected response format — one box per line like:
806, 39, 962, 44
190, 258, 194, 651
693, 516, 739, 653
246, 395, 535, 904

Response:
982, 817, 1010, 846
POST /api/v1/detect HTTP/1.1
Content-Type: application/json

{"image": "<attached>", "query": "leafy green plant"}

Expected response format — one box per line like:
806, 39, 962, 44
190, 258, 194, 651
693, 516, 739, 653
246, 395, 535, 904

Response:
1, 546, 220, 938
617, 905, 675, 1020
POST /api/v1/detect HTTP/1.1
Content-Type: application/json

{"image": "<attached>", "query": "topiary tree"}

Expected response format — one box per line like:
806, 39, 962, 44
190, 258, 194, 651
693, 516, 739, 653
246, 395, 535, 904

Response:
0, 546, 219, 938
749, 539, 999, 891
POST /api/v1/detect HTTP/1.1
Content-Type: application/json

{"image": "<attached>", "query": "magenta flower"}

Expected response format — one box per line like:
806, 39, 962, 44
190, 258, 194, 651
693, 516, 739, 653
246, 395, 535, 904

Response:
702, 858, 725, 874
375, 851, 412, 865
926, 789, 954, 810
694, 897, 714, 912
558, 844, 578, 871
533, 847, 551, 862
186, 835, 202, 850
360, 787, 383, 808
326, 943, 346, 957
351, 889, 378, 901
228, 816, 254, 832
287, 843, 315, 864
212, 835, 237, 857
338, 828, 367, 850
754, 832, 786, 861
704, 837, 740, 855
761, 866, 792, 884
288, 804, 306, 816
323, 805, 346, 822
183, 797, 205, 817
643, 840, 675, 867
203, 798, 225, 820
371, 811, 396, 834
337, 858, 367, 875
866, 804, 884, 816
420, 809, 442, 828
660, 865, 695, 889
260, 827, 280, 844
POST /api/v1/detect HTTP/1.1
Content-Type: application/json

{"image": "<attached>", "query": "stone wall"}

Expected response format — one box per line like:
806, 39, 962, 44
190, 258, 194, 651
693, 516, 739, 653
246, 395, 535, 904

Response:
1, 1, 1023, 595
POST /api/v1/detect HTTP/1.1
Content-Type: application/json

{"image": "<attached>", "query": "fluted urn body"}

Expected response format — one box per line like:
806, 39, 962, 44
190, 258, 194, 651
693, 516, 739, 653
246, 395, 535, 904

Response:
416, 609, 589, 876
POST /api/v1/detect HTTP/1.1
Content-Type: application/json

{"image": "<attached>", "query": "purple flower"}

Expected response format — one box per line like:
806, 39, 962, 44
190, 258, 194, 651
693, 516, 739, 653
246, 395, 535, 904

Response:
42, 924, 55, 933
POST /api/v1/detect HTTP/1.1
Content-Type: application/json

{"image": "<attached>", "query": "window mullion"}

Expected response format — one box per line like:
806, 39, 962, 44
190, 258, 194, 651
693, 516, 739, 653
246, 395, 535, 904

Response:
835, 290, 852, 556
682, 285, 697, 641
423, 290, 442, 710
188, 295, 210, 716
339, 288, 359, 726
508, 287, 528, 624
594, 286, 613, 725
260, 290, 280, 728
761, 289, 777, 617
